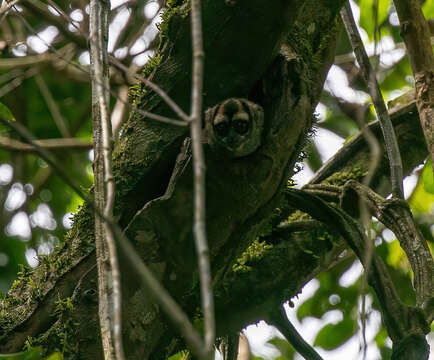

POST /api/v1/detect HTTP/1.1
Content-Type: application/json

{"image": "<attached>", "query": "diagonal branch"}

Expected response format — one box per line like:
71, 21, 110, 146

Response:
268, 306, 324, 360
20, 0, 88, 49
341, 1, 404, 198
110, 56, 190, 122
35, 74, 71, 138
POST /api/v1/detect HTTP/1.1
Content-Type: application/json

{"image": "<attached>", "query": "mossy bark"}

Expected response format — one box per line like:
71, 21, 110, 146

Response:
0, 1, 429, 359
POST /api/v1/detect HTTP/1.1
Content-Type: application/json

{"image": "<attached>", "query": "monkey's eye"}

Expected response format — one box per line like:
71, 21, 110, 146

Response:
232, 119, 249, 135
214, 121, 230, 137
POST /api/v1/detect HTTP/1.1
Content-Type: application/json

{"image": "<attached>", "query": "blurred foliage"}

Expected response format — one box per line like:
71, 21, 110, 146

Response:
0, 0, 433, 358
359, 0, 390, 40
266, 338, 296, 360
167, 351, 190, 360
0, 347, 43, 360
0, 102, 15, 122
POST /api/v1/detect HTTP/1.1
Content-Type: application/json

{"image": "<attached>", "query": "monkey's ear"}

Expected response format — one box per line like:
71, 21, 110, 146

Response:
204, 104, 219, 142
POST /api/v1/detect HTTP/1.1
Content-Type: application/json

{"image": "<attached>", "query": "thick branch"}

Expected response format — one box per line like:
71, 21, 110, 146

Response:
269, 306, 323, 360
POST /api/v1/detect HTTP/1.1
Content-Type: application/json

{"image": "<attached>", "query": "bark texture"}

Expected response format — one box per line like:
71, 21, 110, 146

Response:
0, 1, 430, 359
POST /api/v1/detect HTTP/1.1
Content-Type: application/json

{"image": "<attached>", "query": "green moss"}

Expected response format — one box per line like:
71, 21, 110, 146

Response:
0, 201, 94, 340
9, 279, 21, 293
324, 166, 367, 186
128, 83, 143, 107
27, 277, 43, 302
128, 54, 163, 107
286, 12, 340, 99
286, 209, 311, 223
286, 25, 321, 92
16, 264, 32, 280
21, 298, 78, 357
232, 239, 273, 273
53, 296, 74, 317
143, 54, 163, 78
158, 0, 189, 37
23, 336, 36, 351
128, 0, 188, 107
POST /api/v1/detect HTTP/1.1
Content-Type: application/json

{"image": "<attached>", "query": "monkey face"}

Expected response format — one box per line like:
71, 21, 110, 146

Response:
206, 98, 264, 158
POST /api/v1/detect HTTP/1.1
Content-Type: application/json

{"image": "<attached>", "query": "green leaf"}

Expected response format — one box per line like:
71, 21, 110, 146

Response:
314, 319, 355, 350
269, 337, 295, 359
359, 0, 391, 40
409, 162, 434, 214
0, 101, 16, 122
422, 159, 434, 194
422, 0, 434, 18
0, 347, 43, 360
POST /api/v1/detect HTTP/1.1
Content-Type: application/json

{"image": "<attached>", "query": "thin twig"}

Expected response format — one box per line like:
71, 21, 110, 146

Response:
347, 72, 380, 355
0, 116, 90, 200
20, 0, 88, 48
45, 0, 87, 39
0, 67, 39, 97
110, 56, 190, 122
189, 0, 215, 357
0, 69, 23, 85
0, 136, 92, 152
340, 4, 396, 356
341, 1, 404, 199
334, 37, 434, 65
35, 74, 71, 137
0, 0, 20, 22
392, 0, 434, 174
89, 0, 125, 358
109, 1, 144, 53
111, 0, 136, 12
14, 10, 188, 127
276, 219, 328, 233
0, 52, 63, 69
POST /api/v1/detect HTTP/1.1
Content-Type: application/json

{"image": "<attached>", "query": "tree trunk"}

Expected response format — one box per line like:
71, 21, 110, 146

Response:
0, 1, 429, 359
